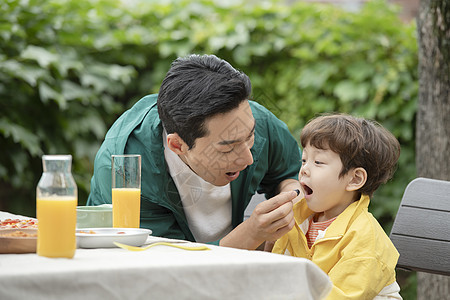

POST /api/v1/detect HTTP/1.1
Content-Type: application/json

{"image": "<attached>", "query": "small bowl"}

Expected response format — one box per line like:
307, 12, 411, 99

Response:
76, 204, 113, 228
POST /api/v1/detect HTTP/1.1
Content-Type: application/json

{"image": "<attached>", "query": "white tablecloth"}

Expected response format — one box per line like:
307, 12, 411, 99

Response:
0, 211, 33, 220
0, 212, 332, 300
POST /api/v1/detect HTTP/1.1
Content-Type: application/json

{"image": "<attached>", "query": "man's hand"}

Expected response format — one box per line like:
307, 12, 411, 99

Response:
247, 190, 297, 241
219, 190, 299, 250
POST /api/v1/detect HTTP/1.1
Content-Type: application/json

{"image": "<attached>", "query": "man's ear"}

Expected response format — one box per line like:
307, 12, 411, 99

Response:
167, 133, 188, 155
346, 167, 367, 192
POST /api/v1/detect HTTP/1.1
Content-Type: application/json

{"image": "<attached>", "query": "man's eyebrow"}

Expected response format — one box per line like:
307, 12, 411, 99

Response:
217, 123, 255, 146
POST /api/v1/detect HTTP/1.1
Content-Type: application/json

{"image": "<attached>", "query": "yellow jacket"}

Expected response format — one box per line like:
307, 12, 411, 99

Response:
272, 195, 399, 299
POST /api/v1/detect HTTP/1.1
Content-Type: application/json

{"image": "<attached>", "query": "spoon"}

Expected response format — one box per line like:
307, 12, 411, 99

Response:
114, 241, 211, 251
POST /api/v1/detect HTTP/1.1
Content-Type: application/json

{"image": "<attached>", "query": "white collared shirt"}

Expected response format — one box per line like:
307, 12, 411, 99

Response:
163, 131, 233, 243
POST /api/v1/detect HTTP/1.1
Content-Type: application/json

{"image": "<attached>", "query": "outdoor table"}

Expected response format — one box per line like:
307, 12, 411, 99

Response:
0, 211, 332, 299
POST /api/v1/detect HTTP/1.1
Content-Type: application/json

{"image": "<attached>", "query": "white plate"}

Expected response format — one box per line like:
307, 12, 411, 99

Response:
76, 228, 152, 248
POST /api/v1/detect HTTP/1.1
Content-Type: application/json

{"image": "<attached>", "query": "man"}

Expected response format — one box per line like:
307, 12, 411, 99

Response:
87, 54, 301, 250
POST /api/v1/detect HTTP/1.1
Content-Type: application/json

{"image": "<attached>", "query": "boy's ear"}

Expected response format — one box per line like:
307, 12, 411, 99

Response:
346, 167, 367, 192
167, 133, 188, 155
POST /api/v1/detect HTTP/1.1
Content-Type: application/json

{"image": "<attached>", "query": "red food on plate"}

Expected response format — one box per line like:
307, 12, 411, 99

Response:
0, 218, 38, 229
79, 230, 97, 234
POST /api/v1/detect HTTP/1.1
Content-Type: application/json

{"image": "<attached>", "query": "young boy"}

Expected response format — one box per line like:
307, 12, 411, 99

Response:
272, 114, 402, 299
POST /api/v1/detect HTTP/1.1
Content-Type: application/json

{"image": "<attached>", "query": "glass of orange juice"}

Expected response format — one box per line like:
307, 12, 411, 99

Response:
36, 155, 77, 258
112, 154, 141, 228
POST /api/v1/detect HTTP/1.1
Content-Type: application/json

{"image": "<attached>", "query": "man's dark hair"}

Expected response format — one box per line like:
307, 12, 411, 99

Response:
157, 54, 252, 149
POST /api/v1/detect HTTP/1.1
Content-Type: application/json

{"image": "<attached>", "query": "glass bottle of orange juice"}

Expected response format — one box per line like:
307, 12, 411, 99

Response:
36, 155, 77, 258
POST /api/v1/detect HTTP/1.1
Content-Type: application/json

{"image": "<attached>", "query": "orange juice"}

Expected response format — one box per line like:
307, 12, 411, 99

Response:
112, 188, 140, 228
37, 196, 77, 258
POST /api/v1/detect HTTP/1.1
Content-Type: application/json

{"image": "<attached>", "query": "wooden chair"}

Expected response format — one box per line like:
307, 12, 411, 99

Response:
389, 177, 450, 276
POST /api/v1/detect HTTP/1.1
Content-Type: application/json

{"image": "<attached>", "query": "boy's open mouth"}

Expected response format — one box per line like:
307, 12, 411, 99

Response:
302, 183, 313, 196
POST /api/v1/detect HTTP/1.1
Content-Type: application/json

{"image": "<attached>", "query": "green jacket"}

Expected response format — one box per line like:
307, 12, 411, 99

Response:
87, 94, 301, 243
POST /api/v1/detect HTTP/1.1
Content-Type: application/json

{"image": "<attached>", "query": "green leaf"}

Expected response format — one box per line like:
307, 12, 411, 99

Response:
0, 119, 42, 156
298, 62, 339, 89
346, 61, 375, 81
0, 60, 47, 87
39, 82, 66, 108
62, 80, 92, 101
334, 80, 369, 102
21, 45, 58, 68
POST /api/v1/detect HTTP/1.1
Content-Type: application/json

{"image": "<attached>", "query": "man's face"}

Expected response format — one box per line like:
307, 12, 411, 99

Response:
181, 100, 255, 186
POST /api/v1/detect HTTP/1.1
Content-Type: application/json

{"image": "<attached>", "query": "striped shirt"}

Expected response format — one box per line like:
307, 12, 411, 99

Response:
306, 216, 337, 248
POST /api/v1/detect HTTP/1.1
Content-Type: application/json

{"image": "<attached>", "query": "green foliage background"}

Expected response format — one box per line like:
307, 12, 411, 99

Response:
0, 0, 417, 295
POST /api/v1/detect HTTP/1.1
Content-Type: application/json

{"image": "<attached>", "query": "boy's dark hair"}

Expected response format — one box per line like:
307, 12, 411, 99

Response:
157, 54, 252, 149
300, 113, 400, 197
